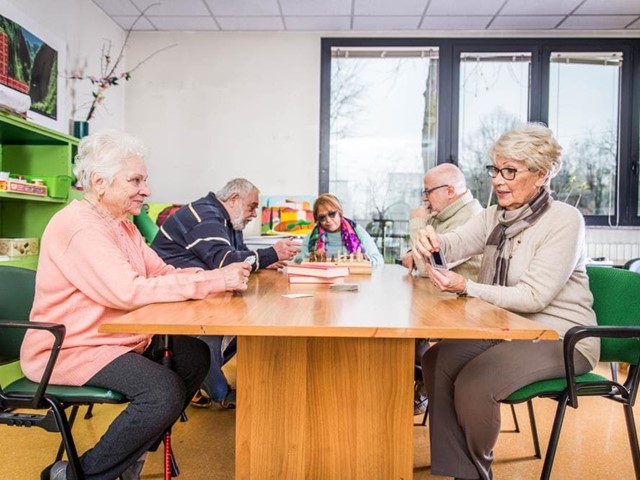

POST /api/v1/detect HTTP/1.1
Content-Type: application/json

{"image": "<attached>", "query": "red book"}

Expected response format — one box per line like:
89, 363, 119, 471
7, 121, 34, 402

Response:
286, 264, 350, 278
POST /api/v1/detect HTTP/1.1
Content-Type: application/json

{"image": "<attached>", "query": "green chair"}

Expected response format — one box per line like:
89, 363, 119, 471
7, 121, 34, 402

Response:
503, 265, 640, 479
0, 266, 125, 479
133, 204, 160, 244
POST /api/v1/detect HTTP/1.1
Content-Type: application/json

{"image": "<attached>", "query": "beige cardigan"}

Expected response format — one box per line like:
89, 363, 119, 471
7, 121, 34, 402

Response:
440, 200, 599, 368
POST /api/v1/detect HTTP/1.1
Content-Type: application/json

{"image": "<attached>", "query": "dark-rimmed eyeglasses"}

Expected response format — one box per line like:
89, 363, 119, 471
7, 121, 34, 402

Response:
317, 210, 339, 223
421, 185, 448, 198
485, 165, 531, 181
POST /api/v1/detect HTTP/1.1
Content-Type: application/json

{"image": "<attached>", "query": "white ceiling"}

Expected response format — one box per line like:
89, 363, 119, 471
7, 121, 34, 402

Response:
91, 0, 640, 32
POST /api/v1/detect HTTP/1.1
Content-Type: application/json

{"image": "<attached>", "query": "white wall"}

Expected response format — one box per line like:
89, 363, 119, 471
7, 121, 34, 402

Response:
125, 32, 321, 234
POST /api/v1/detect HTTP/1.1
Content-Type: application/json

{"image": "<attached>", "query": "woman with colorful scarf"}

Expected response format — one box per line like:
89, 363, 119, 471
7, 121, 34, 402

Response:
295, 193, 383, 266
412, 123, 598, 480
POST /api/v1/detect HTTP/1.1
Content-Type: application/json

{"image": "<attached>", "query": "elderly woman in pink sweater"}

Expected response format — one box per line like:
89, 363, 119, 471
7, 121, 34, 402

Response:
20, 130, 250, 480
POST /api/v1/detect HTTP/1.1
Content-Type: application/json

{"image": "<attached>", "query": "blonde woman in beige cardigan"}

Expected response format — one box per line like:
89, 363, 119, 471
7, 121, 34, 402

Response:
413, 123, 598, 480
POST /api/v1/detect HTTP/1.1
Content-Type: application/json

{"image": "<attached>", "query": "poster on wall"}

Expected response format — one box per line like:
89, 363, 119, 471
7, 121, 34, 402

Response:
0, 1, 66, 132
261, 195, 316, 236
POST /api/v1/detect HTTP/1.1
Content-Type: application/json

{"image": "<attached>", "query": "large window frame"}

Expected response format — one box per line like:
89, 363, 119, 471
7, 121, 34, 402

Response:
320, 37, 640, 227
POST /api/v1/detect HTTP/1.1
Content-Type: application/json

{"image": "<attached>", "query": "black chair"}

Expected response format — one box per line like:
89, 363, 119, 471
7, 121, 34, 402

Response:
0, 266, 126, 479
502, 265, 640, 479
0, 266, 180, 479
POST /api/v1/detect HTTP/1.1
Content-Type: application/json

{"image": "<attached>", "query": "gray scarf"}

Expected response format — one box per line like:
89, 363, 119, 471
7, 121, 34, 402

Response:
477, 188, 551, 286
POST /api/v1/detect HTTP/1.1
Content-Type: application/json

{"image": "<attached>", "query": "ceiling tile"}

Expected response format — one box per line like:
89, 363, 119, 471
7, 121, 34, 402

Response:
285, 16, 352, 31
354, 0, 428, 16
501, 0, 582, 15
131, 0, 210, 16
576, 0, 640, 15
217, 16, 285, 31
353, 16, 422, 30
111, 15, 157, 30
204, 0, 280, 16
92, 0, 140, 16
490, 15, 565, 29
559, 15, 639, 29
427, 0, 504, 16
420, 16, 492, 30
148, 16, 220, 31
280, 0, 351, 16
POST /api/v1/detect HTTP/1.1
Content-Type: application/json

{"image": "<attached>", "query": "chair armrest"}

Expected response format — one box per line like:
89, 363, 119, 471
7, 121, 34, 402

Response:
563, 325, 640, 407
0, 320, 65, 409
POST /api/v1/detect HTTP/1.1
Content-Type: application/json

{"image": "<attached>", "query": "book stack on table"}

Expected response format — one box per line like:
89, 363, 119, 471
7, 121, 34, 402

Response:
286, 263, 350, 284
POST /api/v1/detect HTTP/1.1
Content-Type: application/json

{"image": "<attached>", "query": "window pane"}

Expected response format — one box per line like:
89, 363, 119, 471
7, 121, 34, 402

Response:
329, 48, 438, 262
548, 52, 621, 217
458, 52, 531, 206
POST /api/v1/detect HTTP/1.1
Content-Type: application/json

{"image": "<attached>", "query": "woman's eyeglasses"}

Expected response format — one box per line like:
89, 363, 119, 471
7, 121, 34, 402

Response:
485, 165, 531, 181
317, 210, 339, 223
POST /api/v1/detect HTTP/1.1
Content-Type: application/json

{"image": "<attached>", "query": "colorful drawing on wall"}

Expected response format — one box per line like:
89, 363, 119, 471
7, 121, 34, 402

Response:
261, 196, 316, 236
0, 1, 65, 132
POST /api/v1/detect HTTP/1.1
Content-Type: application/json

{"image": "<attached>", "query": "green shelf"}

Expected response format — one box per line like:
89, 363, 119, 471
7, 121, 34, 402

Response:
0, 112, 78, 266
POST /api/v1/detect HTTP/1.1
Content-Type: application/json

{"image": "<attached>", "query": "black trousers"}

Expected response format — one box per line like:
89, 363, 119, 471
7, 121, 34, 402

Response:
78, 335, 210, 480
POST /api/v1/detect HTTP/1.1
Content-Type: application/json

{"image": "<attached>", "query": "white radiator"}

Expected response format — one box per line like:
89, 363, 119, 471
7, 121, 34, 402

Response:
586, 243, 640, 263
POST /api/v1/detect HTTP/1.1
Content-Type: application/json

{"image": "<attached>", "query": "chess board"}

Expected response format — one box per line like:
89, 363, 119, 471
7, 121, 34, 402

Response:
301, 259, 372, 275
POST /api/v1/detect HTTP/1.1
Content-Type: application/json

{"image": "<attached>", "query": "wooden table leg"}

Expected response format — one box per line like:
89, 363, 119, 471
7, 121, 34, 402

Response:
236, 336, 414, 480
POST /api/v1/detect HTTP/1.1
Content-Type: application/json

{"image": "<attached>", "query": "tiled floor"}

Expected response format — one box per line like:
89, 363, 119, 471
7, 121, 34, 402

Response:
3, 363, 638, 479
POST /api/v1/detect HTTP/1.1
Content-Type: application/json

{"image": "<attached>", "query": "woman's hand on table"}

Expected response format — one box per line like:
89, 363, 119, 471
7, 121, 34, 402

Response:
222, 262, 251, 291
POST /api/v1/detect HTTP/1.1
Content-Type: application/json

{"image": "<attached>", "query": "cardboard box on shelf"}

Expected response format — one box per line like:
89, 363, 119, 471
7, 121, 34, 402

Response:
0, 237, 39, 257
0, 179, 47, 196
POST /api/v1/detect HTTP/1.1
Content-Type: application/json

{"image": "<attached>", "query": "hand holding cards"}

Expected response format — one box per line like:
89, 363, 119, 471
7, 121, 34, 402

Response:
429, 250, 448, 270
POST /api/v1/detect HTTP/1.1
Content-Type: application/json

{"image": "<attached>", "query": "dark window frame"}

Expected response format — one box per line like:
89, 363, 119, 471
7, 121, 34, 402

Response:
320, 37, 640, 226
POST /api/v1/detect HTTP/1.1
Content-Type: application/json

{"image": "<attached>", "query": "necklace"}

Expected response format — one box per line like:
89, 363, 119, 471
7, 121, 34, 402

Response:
84, 197, 121, 227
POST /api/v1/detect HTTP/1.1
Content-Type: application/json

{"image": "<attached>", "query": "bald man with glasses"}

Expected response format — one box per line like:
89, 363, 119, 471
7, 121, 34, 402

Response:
401, 163, 483, 415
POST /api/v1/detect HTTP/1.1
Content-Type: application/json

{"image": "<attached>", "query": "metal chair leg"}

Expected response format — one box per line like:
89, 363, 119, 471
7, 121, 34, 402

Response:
540, 394, 570, 480
623, 404, 640, 479
48, 398, 84, 480
84, 404, 95, 420
55, 405, 80, 462
510, 404, 520, 433
526, 400, 541, 459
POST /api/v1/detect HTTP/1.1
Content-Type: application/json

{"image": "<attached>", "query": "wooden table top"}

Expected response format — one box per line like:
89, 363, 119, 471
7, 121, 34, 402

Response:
100, 264, 558, 341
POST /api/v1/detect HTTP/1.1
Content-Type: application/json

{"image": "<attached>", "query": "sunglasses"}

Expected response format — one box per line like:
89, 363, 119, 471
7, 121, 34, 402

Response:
317, 210, 339, 223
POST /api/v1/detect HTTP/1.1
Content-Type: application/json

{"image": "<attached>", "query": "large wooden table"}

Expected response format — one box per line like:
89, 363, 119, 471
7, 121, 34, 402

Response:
101, 265, 558, 480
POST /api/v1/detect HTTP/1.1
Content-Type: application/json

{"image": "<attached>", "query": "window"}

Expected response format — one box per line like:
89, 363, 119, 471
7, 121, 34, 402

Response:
458, 52, 531, 206
327, 46, 439, 261
320, 38, 640, 262
548, 52, 622, 219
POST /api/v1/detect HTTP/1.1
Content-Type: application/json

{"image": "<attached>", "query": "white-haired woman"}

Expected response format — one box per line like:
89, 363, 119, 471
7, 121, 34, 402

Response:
21, 130, 250, 480
413, 123, 599, 480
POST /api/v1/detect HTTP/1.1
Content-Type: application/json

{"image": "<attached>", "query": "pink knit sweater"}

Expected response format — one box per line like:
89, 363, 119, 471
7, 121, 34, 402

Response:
20, 200, 227, 386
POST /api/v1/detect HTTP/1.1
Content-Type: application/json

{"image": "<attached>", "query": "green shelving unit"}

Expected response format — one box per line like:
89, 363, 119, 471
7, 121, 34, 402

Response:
0, 112, 78, 269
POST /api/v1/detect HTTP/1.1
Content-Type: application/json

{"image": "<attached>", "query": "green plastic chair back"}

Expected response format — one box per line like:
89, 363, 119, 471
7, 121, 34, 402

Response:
586, 265, 640, 364
133, 205, 160, 244
0, 266, 36, 388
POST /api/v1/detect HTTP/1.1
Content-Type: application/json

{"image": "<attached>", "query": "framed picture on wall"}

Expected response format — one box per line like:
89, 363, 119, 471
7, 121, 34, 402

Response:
0, 0, 66, 133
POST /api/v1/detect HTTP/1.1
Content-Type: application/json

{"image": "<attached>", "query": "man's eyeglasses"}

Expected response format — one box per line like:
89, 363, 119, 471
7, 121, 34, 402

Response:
485, 165, 531, 181
317, 210, 339, 223
421, 185, 448, 198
